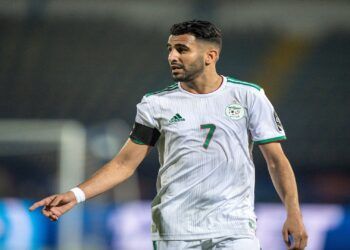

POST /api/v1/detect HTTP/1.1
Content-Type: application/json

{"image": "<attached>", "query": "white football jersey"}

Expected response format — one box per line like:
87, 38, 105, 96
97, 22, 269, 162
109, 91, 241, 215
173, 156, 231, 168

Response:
133, 76, 286, 240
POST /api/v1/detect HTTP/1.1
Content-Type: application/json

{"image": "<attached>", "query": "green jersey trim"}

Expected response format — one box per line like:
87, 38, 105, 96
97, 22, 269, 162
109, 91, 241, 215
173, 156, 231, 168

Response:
227, 77, 262, 91
153, 241, 157, 250
254, 136, 287, 145
130, 137, 146, 145
145, 83, 179, 97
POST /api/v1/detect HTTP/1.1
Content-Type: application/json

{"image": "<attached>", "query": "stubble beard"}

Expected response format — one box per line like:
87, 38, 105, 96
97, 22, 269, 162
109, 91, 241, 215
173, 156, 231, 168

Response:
171, 58, 205, 82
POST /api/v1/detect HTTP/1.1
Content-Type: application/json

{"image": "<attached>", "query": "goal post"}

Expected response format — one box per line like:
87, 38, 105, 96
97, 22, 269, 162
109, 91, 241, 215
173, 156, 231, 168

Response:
0, 119, 86, 250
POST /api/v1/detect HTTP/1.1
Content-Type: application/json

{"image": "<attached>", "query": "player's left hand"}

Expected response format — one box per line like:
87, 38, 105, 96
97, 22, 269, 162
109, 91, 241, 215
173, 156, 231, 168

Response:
282, 212, 308, 250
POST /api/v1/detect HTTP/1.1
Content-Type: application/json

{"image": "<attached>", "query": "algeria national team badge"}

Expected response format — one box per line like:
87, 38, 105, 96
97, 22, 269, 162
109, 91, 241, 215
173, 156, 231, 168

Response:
225, 103, 245, 120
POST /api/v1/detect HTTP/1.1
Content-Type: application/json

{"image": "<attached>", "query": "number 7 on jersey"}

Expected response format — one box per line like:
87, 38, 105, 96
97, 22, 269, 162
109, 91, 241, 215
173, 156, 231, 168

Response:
200, 124, 216, 149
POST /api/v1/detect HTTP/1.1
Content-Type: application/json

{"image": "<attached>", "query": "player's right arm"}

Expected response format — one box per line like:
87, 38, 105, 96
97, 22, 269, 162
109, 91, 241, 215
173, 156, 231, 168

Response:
29, 139, 151, 221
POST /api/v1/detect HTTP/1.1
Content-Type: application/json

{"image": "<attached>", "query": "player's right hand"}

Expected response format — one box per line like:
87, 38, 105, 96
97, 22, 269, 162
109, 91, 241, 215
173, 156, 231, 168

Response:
29, 191, 77, 221
282, 212, 308, 250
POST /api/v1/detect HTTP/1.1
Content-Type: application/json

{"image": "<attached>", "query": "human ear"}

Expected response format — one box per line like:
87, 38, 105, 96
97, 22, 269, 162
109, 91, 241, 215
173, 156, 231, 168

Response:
205, 49, 219, 65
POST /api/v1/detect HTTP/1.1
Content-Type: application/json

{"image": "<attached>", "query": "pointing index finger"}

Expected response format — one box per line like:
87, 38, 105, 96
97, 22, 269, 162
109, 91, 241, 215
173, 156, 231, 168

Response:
29, 195, 56, 211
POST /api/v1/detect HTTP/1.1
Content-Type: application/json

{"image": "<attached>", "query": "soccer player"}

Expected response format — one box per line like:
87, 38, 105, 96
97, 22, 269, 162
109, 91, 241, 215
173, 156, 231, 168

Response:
30, 20, 308, 250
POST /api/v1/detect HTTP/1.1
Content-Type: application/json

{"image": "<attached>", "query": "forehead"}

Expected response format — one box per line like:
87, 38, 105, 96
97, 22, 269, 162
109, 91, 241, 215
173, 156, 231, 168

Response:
167, 34, 197, 46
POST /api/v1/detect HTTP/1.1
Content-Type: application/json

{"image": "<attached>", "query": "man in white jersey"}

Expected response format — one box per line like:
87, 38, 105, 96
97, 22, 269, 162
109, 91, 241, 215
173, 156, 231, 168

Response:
30, 20, 308, 250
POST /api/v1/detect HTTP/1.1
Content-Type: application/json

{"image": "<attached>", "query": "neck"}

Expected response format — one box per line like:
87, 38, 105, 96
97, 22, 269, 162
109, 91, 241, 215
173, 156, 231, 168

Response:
180, 70, 222, 94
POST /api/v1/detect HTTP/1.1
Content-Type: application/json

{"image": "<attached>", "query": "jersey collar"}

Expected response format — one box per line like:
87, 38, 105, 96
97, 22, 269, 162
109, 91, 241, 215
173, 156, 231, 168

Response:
178, 75, 227, 97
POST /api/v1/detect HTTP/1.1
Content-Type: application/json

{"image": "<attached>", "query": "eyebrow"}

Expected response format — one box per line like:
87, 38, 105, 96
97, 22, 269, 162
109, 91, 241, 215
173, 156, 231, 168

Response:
166, 43, 190, 49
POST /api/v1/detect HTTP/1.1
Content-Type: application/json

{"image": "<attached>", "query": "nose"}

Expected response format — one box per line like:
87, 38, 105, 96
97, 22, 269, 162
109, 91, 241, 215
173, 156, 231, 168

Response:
168, 49, 179, 64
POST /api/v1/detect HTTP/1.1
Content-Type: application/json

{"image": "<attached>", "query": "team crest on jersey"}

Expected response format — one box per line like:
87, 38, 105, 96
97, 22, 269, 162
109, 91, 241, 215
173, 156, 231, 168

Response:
225, 102, 245, 120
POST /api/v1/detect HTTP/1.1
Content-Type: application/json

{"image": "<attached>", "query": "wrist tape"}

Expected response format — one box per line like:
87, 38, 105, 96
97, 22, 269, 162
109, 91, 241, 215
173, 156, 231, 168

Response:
70, 187, 86, 203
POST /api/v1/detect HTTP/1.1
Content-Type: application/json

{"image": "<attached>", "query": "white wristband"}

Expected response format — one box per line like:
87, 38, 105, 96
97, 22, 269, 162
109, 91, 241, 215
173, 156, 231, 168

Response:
70, 187, 86, 203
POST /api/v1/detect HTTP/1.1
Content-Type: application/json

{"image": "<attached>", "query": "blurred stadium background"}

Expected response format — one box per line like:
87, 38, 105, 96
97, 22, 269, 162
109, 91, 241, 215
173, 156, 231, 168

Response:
0, 0, 349, 249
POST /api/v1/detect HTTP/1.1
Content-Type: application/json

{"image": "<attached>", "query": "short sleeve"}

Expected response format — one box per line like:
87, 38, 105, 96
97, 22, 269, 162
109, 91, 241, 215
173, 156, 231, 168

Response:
130, 96, 160, 146
134, 96, 158, 129
248, 89, 287, 144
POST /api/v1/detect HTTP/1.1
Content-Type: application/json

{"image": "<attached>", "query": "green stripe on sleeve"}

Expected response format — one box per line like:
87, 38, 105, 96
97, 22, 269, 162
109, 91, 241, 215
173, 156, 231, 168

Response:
254, 136, 287, 145
130, 137, 146, 145
145, 83, 179, 97
153, 241, 157, 250
227, 77, 262, 91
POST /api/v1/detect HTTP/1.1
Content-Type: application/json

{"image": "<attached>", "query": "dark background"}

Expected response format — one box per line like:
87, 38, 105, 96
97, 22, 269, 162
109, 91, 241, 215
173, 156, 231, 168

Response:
0, 0, 349, 204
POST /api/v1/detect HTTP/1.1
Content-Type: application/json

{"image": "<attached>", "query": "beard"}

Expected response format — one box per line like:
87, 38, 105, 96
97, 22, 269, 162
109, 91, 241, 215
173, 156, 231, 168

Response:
171, 57, 205, 82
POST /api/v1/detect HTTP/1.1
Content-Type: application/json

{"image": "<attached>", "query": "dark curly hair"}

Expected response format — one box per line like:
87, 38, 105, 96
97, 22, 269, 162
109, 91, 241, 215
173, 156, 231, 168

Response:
170, 20, 222, 49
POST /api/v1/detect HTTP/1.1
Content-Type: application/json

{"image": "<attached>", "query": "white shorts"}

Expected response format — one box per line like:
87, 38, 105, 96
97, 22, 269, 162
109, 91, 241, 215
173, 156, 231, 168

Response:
153, 236, 261, 250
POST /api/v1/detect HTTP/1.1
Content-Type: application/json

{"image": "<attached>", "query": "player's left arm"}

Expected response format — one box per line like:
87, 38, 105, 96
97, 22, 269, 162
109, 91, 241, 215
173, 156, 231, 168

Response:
259, 142, 308, 250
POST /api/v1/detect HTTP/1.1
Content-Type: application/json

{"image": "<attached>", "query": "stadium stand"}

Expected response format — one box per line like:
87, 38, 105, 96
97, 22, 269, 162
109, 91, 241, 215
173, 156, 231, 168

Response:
0, 18, 349, 202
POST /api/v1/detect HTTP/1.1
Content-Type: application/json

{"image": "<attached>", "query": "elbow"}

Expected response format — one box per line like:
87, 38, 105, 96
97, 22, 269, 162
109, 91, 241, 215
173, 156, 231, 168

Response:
267, 162, 277, 171
267, 155, 288, 171
266, 155, 280, 169
113, 158, 137, 177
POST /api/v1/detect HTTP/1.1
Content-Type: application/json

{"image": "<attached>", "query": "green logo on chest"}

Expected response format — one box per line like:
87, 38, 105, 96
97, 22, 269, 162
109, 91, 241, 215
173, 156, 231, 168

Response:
169, 113, 185, 124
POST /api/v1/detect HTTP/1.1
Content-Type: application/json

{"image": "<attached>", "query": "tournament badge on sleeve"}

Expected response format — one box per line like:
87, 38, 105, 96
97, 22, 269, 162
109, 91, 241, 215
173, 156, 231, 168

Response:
273, 111, 284, 132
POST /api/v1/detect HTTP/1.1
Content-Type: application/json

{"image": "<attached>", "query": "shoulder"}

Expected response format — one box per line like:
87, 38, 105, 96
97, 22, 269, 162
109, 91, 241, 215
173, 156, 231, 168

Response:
226, 76, 264, 95
136, 82, 179, 111
144, 82, 179, 98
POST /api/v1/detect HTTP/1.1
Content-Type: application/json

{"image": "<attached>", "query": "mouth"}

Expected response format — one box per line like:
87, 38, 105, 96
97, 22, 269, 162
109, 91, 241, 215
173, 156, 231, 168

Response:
171, 64, 183, 71
171, 67, 184, 75
171, 68, 182, 73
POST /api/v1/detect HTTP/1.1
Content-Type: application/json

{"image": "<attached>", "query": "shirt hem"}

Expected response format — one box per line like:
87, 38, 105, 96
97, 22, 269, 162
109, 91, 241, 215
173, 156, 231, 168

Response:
151, 230, 255, 241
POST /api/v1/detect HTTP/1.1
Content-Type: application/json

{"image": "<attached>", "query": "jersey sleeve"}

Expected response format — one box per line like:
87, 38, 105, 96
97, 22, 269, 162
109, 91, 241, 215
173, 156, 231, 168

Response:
130, 96, 160, 146
248, 89, 287, 144
134, 96, 158, 128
